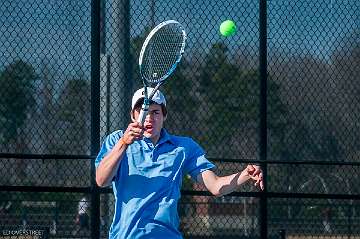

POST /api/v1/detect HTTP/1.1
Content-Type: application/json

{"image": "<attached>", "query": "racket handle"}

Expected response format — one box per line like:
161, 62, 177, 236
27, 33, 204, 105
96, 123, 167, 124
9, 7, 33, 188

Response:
137, 102, 149, 125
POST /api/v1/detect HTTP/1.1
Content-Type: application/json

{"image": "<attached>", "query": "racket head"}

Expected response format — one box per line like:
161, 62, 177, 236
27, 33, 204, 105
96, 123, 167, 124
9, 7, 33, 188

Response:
139, 20, 186, 86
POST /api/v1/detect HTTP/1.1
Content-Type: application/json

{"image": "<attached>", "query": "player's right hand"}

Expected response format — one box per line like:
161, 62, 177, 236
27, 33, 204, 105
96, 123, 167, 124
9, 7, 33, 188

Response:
121, 122, 144, 145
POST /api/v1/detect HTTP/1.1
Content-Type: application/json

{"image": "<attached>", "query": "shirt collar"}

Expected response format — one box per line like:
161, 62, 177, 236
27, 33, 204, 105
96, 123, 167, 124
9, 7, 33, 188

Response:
158, 128, 175, 145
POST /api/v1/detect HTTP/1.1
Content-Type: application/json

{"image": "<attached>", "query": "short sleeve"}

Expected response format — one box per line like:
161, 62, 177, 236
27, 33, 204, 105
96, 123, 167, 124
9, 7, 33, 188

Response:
183, 139, 215, 180
95, 130, 123, 168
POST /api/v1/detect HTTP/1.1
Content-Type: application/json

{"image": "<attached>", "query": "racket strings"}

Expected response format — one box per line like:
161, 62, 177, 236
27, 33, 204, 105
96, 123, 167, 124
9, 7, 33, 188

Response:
142, 24, 185, 84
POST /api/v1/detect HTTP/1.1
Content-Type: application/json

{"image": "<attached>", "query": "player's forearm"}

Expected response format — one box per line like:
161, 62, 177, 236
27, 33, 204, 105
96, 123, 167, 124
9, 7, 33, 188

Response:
95, 138, 128, 187
216, 171, 251, 197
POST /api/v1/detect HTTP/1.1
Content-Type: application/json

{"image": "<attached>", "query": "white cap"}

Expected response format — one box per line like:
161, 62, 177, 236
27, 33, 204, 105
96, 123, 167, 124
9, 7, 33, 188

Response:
131, 87, 166, 110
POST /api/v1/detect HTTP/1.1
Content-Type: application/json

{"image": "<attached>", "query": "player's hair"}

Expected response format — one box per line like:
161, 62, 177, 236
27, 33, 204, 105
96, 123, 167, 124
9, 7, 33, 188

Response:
133, 99, 167, 117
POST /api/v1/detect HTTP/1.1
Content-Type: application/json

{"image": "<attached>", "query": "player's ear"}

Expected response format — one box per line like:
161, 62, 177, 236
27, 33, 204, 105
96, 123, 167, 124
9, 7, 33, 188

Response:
130, 110, 136, 122
162, 105, 167, 121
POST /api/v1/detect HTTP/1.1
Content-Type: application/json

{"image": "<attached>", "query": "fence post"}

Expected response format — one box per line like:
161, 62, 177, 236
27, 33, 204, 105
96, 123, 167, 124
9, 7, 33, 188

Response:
259, 0, 268, 238
91, 0, 101, 238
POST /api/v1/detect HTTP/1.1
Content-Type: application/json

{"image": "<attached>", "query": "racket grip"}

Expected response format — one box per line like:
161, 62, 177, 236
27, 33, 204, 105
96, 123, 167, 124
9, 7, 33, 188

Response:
137, 103, 149, 125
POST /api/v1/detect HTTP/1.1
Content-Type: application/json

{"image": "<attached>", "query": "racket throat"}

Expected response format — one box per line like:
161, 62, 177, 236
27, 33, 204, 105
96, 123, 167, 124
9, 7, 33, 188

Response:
138, 101, 150, 125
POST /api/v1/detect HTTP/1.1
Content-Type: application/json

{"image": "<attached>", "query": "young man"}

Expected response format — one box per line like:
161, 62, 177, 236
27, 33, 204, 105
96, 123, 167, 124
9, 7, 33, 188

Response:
95, 87, 263, 239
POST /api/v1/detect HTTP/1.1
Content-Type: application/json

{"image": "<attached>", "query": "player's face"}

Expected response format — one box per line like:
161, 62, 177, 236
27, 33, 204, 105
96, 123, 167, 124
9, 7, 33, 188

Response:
133, 104, 165, 143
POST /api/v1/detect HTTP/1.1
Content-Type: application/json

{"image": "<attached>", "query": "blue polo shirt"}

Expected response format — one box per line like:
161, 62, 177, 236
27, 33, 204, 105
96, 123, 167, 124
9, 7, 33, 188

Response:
95, 129, 215, 239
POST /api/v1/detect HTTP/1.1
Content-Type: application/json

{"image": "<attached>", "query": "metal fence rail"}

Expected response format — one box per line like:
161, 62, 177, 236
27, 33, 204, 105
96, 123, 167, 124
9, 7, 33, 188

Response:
1, 159, 360, 238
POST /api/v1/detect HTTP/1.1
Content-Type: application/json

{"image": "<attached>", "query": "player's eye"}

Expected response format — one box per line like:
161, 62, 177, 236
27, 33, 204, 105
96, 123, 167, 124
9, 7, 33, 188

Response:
149, 110, 160, 116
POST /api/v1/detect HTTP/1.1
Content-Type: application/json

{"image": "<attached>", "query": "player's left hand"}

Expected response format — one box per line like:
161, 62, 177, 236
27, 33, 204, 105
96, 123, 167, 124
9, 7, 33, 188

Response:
246, 165, 264, 190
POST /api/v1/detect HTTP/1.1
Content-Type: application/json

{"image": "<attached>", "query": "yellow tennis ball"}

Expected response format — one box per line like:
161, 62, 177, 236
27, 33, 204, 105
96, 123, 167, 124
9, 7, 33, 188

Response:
220, 20, 236, 37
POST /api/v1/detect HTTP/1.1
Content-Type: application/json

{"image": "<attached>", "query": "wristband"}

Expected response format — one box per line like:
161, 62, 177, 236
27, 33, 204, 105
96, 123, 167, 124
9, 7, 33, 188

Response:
119, 137, 128, 146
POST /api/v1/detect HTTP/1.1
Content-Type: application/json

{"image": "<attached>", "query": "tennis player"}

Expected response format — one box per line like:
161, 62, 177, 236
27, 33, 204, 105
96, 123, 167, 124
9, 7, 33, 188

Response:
95, 87, 264, 239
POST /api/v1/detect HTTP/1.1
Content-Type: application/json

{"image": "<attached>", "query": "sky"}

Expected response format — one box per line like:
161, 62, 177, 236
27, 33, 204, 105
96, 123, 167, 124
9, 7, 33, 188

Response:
267, 0, 359, 59
0, 0, 358, 75
0, 0, 91, 74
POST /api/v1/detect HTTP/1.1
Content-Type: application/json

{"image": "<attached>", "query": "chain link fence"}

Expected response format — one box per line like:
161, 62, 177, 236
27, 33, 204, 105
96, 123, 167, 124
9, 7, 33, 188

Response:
0, 0, 359, 238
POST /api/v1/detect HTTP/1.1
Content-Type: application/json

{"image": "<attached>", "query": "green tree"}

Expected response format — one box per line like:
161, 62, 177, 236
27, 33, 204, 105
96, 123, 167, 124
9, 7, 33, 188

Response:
162, 59, 196, 135
46, 77, 91, 186
0, 60, 37, 145
130, 28, 152, 90
332, 31, 360, 161
197, 43, 288, 158
54, 77, 91, 155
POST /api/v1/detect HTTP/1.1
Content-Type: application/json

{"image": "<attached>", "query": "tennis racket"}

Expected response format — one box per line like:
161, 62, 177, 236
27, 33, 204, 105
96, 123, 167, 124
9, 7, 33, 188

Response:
137, 20, 187, 125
